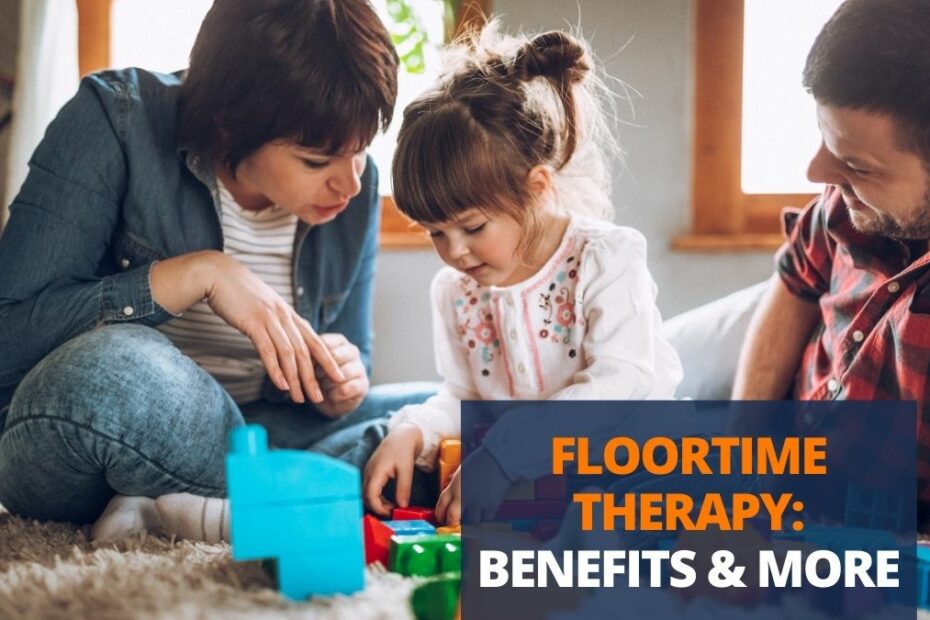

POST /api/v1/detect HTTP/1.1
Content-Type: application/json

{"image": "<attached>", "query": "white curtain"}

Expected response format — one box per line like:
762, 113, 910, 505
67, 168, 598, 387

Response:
3, 0, 79, 226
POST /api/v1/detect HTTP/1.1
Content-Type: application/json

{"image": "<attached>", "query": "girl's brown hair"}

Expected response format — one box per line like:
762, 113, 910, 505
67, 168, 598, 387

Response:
392, 26, 615, 238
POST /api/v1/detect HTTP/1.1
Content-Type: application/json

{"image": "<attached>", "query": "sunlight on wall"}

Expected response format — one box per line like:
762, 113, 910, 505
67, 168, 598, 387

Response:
741, 0, 843, 194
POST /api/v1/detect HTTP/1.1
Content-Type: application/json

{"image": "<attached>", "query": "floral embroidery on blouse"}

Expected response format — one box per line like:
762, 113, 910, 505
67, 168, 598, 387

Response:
537, 254, 585, 359
453, 277, 500, 377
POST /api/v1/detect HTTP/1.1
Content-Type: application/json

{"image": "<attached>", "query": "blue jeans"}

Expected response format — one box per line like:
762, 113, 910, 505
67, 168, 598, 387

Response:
0, 325, 437, 523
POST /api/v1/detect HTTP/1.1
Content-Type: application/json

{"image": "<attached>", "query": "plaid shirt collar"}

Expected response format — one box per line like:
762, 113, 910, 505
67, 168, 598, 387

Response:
777, 186, 930, 500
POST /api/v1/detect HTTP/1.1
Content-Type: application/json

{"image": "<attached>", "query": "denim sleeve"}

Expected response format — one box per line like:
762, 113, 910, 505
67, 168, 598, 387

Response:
0, 76, 175, 389
322, 160, 380, 378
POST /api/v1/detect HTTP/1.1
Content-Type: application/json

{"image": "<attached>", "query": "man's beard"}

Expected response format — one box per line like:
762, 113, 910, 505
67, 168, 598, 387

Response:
845, 183, 930, 240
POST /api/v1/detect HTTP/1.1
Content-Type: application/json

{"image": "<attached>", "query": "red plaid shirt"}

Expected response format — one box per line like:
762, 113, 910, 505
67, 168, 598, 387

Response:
778, 186, 930, 500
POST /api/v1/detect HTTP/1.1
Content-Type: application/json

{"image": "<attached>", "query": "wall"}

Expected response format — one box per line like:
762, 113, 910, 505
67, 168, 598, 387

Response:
370, 0, 775, 384
0, 0, 18, 210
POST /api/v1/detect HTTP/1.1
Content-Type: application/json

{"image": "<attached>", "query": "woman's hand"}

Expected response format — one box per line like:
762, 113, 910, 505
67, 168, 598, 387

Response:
363, 422, 423, 516
151, 251, 344, 404
314, 333, 369, 418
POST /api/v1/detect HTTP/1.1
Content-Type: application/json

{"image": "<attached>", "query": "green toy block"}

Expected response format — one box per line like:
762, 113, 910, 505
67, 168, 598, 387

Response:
411, 574, 461, 620
389, 534, 462, 577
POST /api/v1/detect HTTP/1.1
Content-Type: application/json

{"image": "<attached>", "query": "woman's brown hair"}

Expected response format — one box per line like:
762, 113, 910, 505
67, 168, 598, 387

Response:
180, 0, 398, 174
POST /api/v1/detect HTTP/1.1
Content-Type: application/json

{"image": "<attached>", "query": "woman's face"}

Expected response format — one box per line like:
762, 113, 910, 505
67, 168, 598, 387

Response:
230, 141, 368, 225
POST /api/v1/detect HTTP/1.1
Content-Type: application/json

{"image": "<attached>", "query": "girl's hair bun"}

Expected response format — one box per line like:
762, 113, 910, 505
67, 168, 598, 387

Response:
511, 31, 589, 84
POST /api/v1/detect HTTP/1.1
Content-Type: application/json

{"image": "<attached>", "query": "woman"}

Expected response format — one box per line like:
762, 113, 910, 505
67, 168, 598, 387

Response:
0, 0, 430, 535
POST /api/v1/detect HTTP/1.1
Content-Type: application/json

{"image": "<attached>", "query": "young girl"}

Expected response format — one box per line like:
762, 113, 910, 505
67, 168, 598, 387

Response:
363, 27, 683, 524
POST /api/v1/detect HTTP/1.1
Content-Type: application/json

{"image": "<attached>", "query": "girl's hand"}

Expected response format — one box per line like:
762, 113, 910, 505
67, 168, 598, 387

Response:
314, 333, 369, 418
454, 447, 513, 525
363, 423, 423, 516
434, 465, 462, 526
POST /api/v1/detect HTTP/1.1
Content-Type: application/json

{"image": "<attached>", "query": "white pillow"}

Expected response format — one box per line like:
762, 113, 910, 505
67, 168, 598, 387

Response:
661, 279, 769, 399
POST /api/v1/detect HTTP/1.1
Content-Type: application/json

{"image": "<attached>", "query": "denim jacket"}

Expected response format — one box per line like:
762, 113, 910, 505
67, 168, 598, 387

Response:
0, 69, 381, 409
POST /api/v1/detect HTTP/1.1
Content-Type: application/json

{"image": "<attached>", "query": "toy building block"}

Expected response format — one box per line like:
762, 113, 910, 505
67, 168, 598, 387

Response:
435, 524, 461, 535
531, 519, 560, 542
535, 475, 568, 500
918, 546, 930, 609
389, 533, 462, 577
439, 439, 461, 492
411, 574, 461, 620
504, 480, 536, 501
393, 506, 436, 524
384, 519, 436, 536
497, 500, 566, 520
363, 515, 393, 566
227, 425, 364, 599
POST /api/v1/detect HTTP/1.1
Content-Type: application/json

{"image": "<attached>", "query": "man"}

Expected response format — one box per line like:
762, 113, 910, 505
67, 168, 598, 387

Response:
732, 0, 930, 498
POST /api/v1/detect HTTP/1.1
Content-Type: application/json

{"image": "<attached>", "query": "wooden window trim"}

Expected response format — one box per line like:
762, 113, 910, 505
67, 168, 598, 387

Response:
76, 0, 491, 250
673, 0, 816, 253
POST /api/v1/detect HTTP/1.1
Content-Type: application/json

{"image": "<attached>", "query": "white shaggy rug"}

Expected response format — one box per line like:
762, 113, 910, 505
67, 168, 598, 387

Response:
0, 506, 419, 620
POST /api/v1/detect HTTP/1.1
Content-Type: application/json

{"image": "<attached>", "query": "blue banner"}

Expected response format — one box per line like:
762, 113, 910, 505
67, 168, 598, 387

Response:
460, 401, 917, 619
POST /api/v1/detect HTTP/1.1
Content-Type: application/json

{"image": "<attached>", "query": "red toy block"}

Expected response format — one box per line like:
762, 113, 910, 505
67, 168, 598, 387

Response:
363, 515, 393, 566
392, 506, 436, 524
532, 519, 561, 541
496, 500, 567, 520
535, 475, 567, 500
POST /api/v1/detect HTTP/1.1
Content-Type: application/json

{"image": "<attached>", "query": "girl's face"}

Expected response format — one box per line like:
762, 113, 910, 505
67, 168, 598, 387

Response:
422, 208, 540, 287
224, 141, 367, 225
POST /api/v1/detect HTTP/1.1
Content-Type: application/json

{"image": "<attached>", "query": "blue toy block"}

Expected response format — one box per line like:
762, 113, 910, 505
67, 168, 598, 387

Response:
917, 546, 930, 609
227, 425, 365, 599
383, 519, 436, 536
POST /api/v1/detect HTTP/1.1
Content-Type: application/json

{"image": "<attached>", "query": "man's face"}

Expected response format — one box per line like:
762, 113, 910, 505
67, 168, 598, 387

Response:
808, 104, 930, 239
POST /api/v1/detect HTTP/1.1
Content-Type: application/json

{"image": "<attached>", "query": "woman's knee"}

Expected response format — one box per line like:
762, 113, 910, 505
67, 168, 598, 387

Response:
0, 325, 242, 519
9, 324, 237, 434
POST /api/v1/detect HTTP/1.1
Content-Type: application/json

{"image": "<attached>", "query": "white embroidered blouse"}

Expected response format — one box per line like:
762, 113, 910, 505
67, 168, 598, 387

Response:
389, 215, 683, 469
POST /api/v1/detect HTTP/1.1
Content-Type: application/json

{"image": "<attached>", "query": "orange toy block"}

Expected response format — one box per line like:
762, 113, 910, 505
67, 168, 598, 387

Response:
439, 440, 462, 492
436, 524, 462, 535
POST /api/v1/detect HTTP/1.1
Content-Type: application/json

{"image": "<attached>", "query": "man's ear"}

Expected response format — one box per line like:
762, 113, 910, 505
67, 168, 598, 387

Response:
525, 165, 552, 203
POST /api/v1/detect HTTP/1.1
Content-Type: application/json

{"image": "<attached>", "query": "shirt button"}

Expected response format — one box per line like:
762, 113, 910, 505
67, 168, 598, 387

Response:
517, 362, 526, 373
297, 286, 305, 297
120, 258, 131, 269
122, 306, 135, 317
506, 298, 514, 307
826, 378, 839, 393
509, 329, 517, 340
851, 330, 864, 343
887, 281, 900, 293
803, 410, 815, 424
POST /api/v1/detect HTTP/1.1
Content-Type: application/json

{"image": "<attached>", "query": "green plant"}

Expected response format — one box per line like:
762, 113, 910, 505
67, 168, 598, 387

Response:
385, 0, 457, 74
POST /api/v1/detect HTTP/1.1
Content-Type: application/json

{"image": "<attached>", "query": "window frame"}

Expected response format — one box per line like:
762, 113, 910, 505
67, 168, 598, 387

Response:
75, 0, 492, 249
672, 0, 817, 252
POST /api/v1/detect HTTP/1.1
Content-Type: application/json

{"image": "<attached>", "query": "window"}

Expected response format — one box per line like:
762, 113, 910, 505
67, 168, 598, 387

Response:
75, 0, 491, 248
675, 0, 840, 251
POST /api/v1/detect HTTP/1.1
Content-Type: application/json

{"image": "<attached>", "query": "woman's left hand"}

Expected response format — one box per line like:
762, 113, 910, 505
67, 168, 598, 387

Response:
313, 333, 369, 417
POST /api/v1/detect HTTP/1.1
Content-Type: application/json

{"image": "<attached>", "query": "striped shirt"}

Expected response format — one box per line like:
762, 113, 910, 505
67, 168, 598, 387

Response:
157, 182, 298, 404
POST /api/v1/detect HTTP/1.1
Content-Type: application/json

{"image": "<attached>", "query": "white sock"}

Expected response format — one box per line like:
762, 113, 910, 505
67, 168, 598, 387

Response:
155, 493, 230, 543
91, 495, 163, 542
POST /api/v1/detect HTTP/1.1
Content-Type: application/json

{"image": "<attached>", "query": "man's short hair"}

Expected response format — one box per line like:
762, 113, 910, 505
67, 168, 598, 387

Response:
179, 0, 398, 173
803, 0, 930, 162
